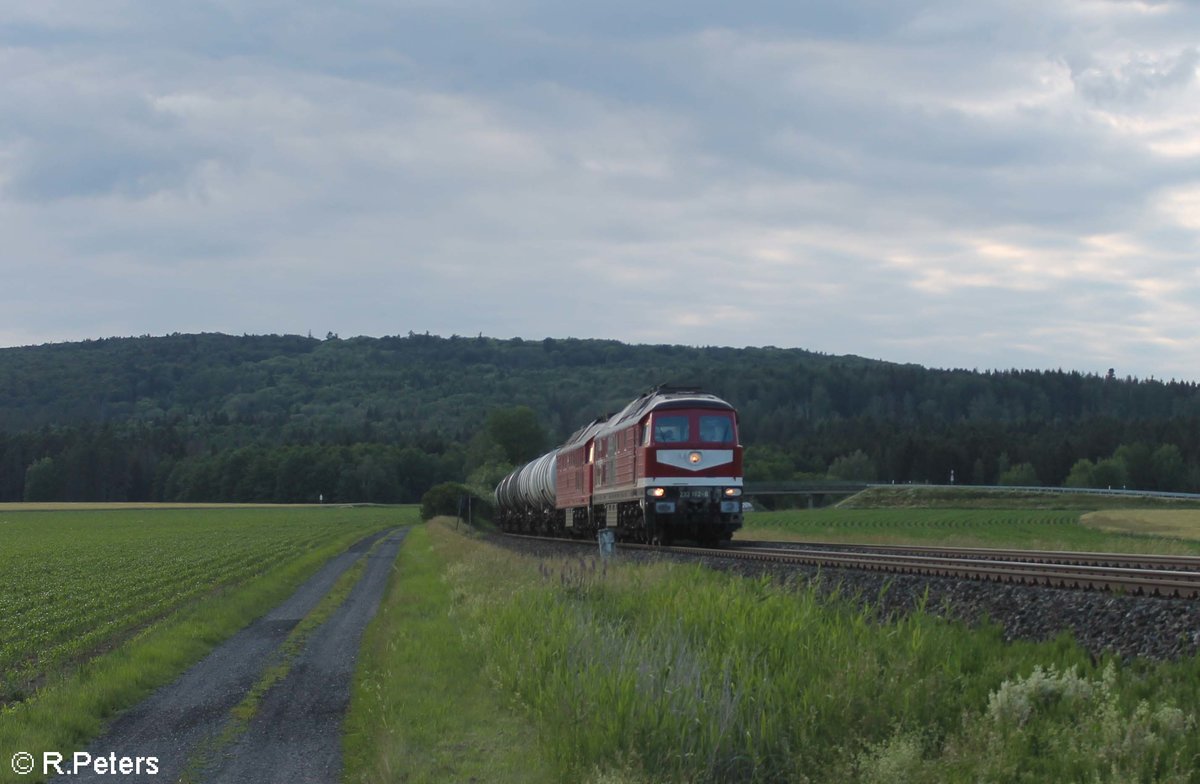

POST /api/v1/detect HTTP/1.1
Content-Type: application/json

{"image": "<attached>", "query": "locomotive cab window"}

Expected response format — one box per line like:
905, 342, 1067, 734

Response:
652, 415, 689, 444
699, 414, 734, 444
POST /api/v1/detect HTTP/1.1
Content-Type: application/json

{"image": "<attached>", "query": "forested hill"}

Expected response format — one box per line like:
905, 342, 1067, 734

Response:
2, 332, 1199, 503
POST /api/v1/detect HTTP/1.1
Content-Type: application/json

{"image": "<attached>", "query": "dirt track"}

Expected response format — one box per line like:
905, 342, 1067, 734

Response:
52, 528, 408, 784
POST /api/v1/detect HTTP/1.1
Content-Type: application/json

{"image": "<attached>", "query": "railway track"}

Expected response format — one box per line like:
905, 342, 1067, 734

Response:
731, 539, 1200, 571
501, 533, 1200, 598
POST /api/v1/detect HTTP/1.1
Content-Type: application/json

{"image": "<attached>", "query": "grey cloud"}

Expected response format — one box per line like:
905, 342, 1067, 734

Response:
670, 47, 1189, 239
1070, 47, 1200, 106
2, 0, 1200, 381
0, 56, 220, 202
6, 133, 208, 202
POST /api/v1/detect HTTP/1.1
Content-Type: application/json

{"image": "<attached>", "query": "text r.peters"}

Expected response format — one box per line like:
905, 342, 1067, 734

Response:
44, 751, 159, 777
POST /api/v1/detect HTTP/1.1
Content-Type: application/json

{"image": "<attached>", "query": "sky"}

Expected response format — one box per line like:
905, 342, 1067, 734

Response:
2, 1, 1199, 380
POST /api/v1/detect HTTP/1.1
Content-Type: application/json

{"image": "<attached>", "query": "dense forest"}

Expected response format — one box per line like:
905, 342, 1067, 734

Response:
2, 331, 1199, 503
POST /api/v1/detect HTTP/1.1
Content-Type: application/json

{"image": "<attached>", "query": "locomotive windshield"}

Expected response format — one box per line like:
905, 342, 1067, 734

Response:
650, 411, 735, 444
699, 414, 734, 444
652, 415, 689, 443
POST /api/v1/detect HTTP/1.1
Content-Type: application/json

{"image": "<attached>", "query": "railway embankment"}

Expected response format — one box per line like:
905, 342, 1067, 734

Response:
493, 532, 1200, 661
443, 521, 1200, 783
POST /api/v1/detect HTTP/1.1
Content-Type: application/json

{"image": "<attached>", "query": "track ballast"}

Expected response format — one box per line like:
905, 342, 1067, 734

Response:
502, 534, 1200, 598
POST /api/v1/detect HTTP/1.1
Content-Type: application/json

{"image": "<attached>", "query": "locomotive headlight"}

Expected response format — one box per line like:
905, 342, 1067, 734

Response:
688, 451, 702, 464
724, 487, 742, 497
648, 487, 666, 498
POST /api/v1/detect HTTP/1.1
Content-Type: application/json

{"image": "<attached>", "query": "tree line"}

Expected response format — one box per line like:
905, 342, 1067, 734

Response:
5, 427, 463, 504
2, 332, 1200, 502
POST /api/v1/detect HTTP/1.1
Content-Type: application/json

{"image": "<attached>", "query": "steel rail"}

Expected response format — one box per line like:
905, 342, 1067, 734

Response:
731, 540, 1200, 572
723, 546, 1200, 595
499, 533, 1200, 598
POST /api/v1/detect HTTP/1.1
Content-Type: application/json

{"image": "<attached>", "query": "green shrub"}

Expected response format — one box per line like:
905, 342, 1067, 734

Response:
420, 482, 468, 520
420, 482, 492, 521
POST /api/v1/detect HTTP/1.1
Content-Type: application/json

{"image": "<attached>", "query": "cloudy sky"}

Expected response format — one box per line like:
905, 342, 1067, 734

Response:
2, 1, 1199, 380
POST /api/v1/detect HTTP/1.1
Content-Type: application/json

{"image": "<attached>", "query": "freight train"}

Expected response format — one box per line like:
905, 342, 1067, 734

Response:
494, 387, 744, 545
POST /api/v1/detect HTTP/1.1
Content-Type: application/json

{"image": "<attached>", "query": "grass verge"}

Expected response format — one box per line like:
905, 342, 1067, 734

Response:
424, 521, 1200, 783
342, 523, 554, 784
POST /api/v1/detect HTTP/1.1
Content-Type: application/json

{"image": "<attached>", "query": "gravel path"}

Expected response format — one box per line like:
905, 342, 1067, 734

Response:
201, 529, 407, 783
52, 528, 405, 784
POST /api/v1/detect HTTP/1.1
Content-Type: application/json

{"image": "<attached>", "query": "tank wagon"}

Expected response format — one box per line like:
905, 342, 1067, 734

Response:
494, 387, 744, 545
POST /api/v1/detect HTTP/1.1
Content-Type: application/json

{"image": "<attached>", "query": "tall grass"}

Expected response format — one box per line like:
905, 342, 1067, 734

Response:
343, 525, 554, 784
433, 523, 1200, 783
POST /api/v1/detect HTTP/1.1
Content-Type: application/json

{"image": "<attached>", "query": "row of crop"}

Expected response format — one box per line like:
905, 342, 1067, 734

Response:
0, 508, 392, 699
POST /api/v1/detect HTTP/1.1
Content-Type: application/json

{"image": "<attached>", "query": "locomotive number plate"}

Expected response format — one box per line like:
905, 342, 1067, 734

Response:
681, 489, 711, 499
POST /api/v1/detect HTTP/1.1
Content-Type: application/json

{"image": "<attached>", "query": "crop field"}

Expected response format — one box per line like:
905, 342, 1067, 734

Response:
0, 505, 402, 704
740, 507, 1200, 554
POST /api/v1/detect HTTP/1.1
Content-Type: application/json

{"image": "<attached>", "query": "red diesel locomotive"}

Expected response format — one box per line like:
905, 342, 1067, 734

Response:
494, 387, 744, 545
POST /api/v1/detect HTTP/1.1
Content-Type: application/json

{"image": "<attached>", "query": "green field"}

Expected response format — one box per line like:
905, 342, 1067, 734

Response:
10, 502, 1200, 783
1082, 510, 1200, 541
740, 507, 1200, 554
0, 504, 412, 775
0, 506, 403, 701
